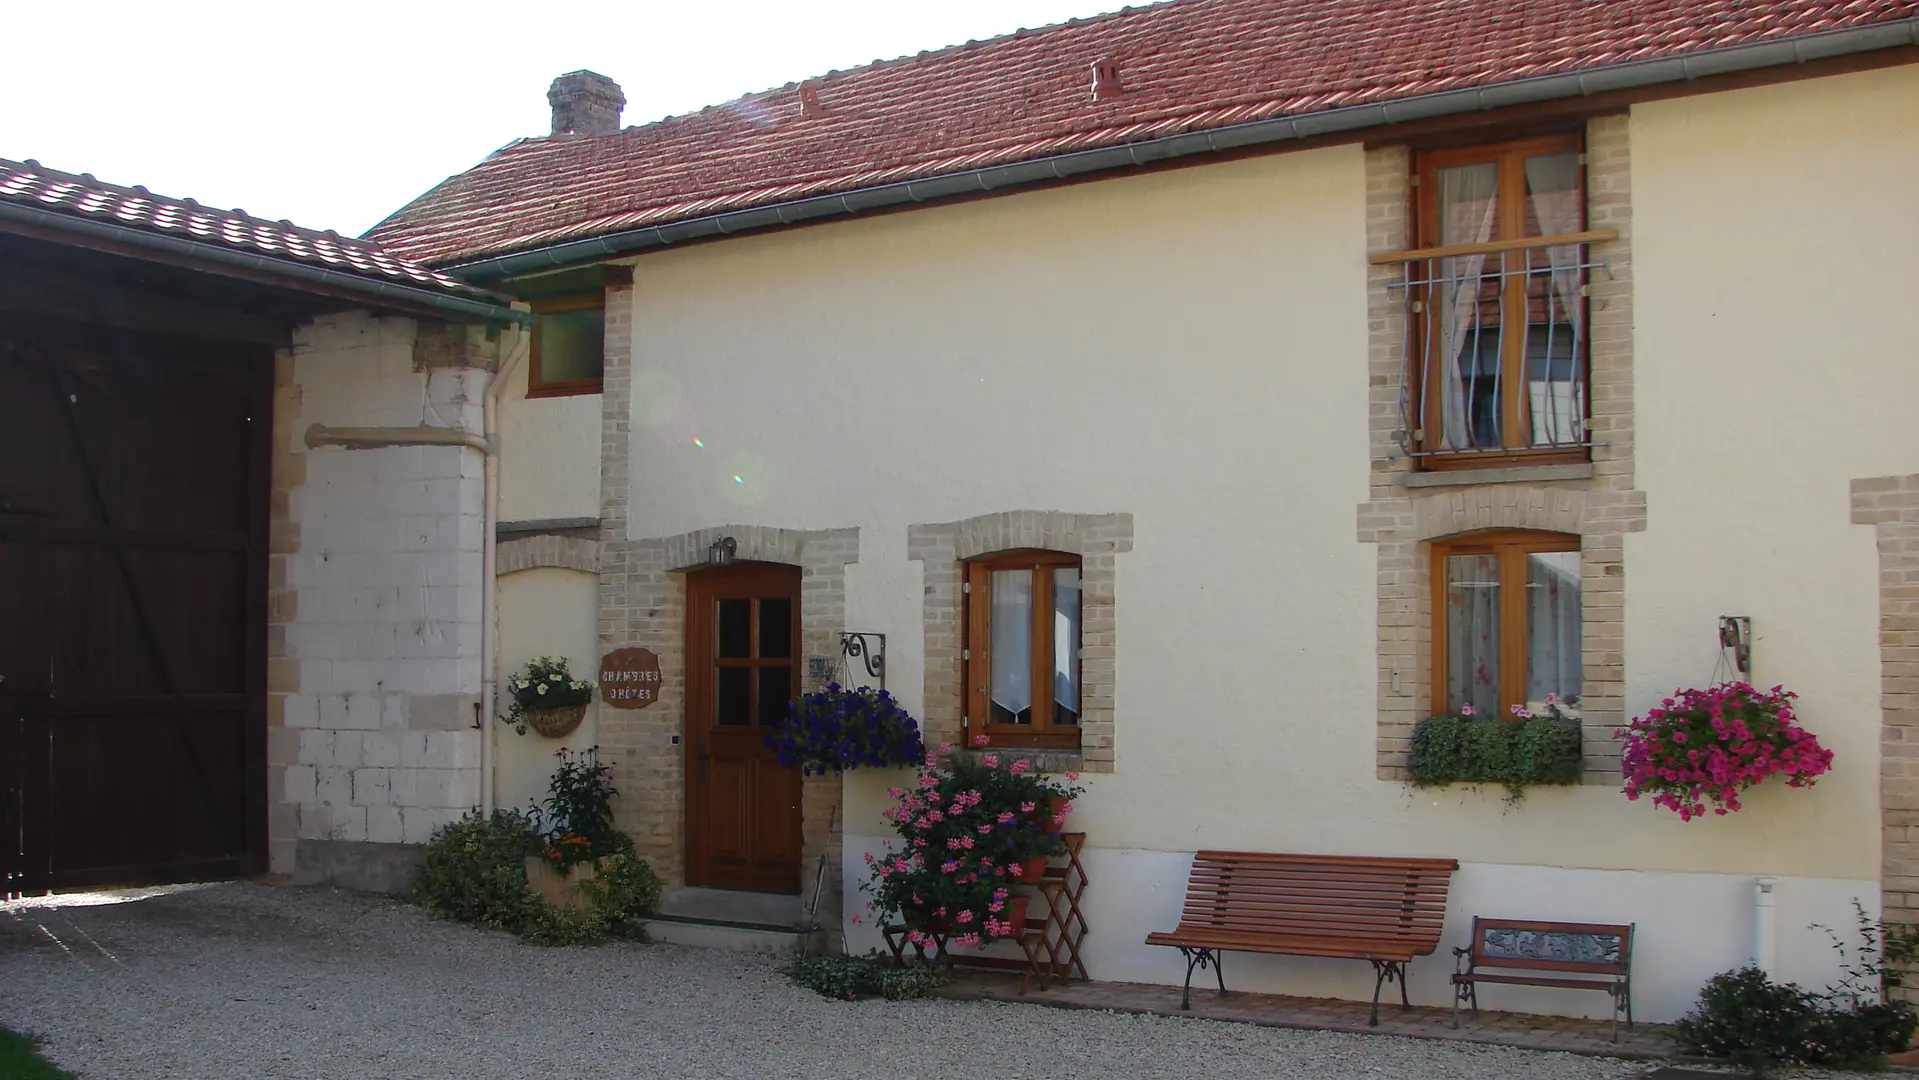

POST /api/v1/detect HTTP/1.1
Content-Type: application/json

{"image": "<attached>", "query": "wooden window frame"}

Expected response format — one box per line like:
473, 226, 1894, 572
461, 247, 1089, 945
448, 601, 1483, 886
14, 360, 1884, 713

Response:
963, 549, 1082, 750
1430, 529, 1581, 717
1411, 132, 1589, 470
527, 293, 605, 398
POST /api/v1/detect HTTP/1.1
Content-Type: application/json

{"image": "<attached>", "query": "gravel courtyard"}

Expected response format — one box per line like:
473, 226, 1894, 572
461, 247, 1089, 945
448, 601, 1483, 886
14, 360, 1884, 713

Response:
0, 882, 1647, 1080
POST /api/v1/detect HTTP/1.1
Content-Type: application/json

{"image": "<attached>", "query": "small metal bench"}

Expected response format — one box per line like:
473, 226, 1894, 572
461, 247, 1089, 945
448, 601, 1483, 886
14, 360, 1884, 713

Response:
1145, 851, 1459, 1024
1451, 917, 1635, 1040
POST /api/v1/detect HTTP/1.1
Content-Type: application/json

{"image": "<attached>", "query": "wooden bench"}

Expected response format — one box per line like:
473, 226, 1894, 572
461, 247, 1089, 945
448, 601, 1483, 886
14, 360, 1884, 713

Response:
1452, 917, 1635, 1040
1145, 851, 1460, 1024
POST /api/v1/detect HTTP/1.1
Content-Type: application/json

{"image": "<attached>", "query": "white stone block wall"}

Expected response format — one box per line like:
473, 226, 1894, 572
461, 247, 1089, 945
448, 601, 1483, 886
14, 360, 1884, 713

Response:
268, 311, 493, 877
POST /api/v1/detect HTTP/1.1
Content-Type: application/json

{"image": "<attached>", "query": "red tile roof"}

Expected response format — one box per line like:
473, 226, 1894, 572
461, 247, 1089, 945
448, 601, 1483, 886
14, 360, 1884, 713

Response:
367, 0, 1919, 268
1, 157, 493, 299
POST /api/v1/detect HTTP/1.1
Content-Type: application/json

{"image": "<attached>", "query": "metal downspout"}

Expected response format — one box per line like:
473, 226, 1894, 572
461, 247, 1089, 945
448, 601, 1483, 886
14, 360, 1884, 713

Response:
480, 314, 532, 815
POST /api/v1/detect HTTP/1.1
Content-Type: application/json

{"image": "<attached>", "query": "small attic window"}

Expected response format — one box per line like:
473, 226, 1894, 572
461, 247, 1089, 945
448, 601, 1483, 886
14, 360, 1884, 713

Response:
1091, 59, 1122, 101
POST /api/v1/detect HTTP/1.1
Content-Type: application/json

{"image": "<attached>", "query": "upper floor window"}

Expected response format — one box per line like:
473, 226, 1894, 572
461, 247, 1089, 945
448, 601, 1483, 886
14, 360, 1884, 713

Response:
1398, 134, 1598, 468
1433, 530, 1581, 720
529, 294, 604, 397
964, 550, 1081, 750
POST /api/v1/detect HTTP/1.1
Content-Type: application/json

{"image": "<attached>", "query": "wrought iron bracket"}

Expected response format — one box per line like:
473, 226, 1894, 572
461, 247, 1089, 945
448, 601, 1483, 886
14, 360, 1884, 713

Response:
839, 631, 885, 689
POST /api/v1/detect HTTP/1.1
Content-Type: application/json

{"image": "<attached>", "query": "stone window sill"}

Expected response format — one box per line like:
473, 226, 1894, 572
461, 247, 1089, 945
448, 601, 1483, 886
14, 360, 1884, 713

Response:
1400, 463, 1594, 489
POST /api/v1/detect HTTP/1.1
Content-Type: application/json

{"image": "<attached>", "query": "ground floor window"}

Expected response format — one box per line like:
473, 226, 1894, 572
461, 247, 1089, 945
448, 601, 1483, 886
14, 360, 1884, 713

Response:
965, 549, 1081, 750
1433, 530, 1581, 719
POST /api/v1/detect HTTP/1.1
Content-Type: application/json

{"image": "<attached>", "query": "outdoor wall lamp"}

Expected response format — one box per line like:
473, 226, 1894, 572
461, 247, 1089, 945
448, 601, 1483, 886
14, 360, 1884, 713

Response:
707, 536, 737, 565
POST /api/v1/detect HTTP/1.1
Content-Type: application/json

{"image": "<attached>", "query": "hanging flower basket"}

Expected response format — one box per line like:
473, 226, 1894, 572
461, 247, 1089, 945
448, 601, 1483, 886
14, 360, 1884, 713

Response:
501, 655, 596, 737
526, 703, 588, 739
1618, 682, 1833, 820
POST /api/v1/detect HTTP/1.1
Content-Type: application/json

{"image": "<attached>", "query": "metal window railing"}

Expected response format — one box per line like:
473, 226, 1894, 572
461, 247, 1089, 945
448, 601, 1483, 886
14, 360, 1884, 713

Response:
1376, 233, 1615, 459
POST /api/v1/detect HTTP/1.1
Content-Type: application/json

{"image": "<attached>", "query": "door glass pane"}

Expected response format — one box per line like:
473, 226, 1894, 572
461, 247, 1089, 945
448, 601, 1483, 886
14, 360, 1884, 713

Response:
1434, 161, 1503, 450
1052, 568, 1080, 726
759, 666, 792, 727
1444, 554, 1500, 718
718, 599, 750, 659
1525, 551, 1582, 717
536, 306, 604, 382
759, 597, 792, 659
716, 666, 749, 726
1524, 152, 1586, 449
989, 569, 1033, 724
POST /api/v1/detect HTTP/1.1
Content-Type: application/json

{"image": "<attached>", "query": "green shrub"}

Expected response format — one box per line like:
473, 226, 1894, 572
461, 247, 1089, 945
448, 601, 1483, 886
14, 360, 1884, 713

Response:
408, 808, 660, 947
786, 954, 948, 1001
1409, 713, 1581, 801
1675, 965, 1918, 1076
408, 809, 540, 930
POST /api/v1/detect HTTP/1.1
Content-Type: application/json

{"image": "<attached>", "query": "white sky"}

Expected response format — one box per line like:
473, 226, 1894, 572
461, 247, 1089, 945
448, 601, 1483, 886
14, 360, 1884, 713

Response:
4, 0, 1122, 238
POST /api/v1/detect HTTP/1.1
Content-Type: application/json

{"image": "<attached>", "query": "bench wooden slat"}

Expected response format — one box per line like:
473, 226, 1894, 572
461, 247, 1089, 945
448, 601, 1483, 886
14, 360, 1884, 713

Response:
1146, 850, 1461, 1020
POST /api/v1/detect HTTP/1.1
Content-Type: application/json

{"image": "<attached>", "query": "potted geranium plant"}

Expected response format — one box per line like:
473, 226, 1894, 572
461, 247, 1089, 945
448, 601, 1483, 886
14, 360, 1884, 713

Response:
861, 737, 1083, 952
502, 655, 595, 738
1618, 682, 1834, 821
767, 682, 925, 774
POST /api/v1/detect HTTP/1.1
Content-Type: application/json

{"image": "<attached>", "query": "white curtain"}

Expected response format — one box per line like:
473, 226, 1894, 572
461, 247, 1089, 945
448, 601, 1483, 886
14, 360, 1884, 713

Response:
1445, 555, 1501, 717
989, 570, 1032, 722
1435, 164, 1500, 450
1525, 552, 1582, 712
1053, 569, 1081, 720
1525, 153, 1585, 445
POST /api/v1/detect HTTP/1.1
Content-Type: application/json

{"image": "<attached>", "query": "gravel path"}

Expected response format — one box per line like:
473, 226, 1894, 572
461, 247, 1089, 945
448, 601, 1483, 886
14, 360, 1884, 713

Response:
0, 882, 1648, 1080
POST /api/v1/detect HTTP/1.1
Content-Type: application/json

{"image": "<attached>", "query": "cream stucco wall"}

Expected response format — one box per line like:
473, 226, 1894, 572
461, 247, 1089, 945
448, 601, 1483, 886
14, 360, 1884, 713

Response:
1627, 62, 1919, 886
582, 65, 1918, 1017
498, 344, 601, 523
495, 567, 603, 813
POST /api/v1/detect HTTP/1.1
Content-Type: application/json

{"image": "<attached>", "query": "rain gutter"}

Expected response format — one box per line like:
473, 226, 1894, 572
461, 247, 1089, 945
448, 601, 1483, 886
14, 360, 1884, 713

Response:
0, 199, 531, 325
445, 19, 1919, 282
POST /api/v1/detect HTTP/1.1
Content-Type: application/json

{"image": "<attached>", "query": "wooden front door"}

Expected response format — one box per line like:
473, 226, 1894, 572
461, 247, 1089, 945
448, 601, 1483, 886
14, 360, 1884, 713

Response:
0, 316, 268, 897
685, 562, 802, 894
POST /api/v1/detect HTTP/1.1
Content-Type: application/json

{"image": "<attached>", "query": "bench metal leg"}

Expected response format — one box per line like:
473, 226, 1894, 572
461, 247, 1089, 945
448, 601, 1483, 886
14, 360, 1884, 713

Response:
1175, 947, 1222, 1010
1367, 961, 1408, 1027
1451, 978, 1478, 1029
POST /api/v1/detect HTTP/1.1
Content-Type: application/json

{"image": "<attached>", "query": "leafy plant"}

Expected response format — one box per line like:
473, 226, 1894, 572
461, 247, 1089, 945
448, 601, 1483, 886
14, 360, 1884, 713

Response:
0, 1027, 75, 1080
1409, 699, 1581, 801
408, 806, 660, 947
768, 683, 925, 775
408, 808, 542, 930
530, 747, 621, 871
501, 655, 595, 735
861, 737, 1084, 950
1676, 908, 1919, 1077
786, 954, 948, 1001
1619, 682, 1833, 820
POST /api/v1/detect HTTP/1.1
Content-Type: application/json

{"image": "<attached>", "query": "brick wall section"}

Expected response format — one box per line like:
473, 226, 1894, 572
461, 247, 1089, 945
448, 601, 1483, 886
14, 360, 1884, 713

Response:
497, 534, 600, 575
908, 511, 1134, 773
1852, 474, 1919, 959
267, 312, 496, 877
1358, 116, 1645, 783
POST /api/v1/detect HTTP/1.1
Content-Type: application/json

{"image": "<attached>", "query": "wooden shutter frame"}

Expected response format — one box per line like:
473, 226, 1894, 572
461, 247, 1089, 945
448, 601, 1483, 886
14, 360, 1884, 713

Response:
1430, 529, 1581, 717
527, 293, 606, 398
1411, 132, 1588, 469
963, 550, 1082, 750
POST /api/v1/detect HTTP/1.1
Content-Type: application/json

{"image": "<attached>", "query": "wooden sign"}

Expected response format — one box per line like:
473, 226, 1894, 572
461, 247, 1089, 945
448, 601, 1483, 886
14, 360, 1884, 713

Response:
600, 648, 661, 709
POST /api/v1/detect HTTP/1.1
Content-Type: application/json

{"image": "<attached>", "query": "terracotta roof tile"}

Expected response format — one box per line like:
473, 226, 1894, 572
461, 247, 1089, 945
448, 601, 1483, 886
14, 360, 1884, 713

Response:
1, 157, 494, 299
367, 0, 1919, 268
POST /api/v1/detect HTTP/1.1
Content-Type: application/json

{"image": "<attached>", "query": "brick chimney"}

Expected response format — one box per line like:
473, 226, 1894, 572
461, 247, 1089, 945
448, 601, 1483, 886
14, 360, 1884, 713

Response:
548, 70, 625, 137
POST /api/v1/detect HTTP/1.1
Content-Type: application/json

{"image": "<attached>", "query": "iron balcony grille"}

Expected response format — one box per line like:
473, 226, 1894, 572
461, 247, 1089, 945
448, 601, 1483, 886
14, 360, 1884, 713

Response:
1377, 231, 1616, 460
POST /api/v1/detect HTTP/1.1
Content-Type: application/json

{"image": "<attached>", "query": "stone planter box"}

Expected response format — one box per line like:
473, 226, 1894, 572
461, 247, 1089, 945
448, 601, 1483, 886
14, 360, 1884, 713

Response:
525, 855, 601, 912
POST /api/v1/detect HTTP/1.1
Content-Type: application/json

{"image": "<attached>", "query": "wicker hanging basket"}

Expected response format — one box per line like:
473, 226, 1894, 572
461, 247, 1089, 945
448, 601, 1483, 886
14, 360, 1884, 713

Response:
526, 703, 587, 739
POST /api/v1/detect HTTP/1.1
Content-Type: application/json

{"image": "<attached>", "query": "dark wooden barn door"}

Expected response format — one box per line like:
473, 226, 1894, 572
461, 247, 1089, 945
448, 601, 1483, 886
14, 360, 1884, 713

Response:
0, 317, 268, 896
685, 562, 803, 894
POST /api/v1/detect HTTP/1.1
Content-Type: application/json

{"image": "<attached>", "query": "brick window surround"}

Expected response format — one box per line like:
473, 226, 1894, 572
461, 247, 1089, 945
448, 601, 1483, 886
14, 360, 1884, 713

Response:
909, 511, 1133, 774
1359, 116, 1645, 783
1851, 474, 1919, 978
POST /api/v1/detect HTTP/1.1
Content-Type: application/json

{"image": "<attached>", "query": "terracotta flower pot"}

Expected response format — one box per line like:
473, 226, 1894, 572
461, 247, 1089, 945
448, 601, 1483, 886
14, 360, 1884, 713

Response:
1018, 855, 1050, 884
526, 703, 586, 738
1002, 894, 1032, 935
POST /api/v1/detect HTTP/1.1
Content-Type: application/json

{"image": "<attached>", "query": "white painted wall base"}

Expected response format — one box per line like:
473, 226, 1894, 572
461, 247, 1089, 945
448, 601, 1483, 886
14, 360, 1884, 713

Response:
842, 835, 1874, 1023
